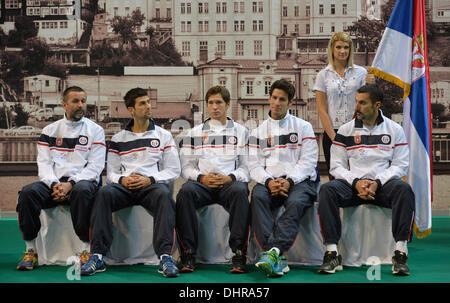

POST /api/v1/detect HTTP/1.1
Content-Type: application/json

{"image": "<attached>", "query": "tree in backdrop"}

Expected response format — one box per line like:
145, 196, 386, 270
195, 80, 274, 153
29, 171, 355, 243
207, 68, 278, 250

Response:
92, 9, 185, 67
12, 103, 29, 127
110, 8, 145, 53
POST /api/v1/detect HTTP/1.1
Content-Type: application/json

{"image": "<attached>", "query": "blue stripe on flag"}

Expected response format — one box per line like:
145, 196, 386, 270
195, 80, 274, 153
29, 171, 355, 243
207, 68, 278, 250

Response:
387, 0, 413, 38
409, 76, 431, 154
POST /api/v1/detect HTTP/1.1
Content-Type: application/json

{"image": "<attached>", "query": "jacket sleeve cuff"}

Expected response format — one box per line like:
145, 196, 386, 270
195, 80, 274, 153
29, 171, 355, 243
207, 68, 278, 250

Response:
228, 174, 236, 182
197, 174, 204, 183
375, 179, 382, 190
352, 178, 360, 190
287, 178, 295, 188
265, 178, 274, 188
149, 176, 156, 184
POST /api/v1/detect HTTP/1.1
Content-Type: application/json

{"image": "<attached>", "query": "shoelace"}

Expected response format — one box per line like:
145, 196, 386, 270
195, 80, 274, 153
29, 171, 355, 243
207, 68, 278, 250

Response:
79, 251, 90, 263
265, 250, 280, 263
22, 251, 36, 262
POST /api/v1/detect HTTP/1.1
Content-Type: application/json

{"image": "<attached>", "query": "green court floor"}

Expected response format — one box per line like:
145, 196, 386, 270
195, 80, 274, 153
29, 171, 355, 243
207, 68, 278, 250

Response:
0, 218, 449, 284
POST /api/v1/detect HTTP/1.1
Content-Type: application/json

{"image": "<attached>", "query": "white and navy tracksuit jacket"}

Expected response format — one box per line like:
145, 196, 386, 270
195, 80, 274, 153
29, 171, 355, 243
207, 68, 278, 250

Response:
107, 119, 181, 184
318, 111, 415, 244
248, 112, 318, 186
178, 117, 249, 182
248, 112, 319, 252
17, 115, 106, 242
175, 117, 250, 254
90, 119, 181, 257
37, 115, 106, 187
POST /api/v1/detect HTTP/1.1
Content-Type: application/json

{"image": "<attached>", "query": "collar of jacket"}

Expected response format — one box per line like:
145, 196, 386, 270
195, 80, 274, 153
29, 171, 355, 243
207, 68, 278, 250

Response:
63, 114, 86, 126
355, 109, 385, 128
125, 118, 156, 132
202, 116, 234, 131
267, 110, 292, 126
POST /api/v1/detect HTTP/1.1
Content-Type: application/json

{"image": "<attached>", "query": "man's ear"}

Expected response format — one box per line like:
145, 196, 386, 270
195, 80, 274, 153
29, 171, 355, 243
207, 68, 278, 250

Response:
127, 106, 134, 116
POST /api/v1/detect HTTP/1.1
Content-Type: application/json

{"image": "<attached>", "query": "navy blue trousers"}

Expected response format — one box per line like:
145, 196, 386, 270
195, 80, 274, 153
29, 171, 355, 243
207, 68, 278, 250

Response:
251, 179, 317, 253
175, 181, 250, 254
89, 183, 176, 257
16, 180, 97, 242
318, 178, 415, 244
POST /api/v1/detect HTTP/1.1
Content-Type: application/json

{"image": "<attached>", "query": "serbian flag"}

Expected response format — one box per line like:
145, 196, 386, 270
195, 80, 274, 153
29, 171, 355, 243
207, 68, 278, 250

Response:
370, 0, 432, 238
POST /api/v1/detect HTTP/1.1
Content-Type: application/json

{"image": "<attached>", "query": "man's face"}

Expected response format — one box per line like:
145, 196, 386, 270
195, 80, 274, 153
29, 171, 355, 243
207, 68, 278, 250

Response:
355, 92, 380, 123
129, 95, 151, 120
62, 91, 87, 122
269, 88, 292, 120
207, 93, 229, 122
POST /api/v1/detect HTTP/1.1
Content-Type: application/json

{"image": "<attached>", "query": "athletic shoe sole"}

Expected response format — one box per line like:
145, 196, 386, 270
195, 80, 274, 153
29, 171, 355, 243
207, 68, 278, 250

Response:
255, 261, 283, 277
392, 266, 410, 276
158, 269, 180, 278
318, 265, 343, 274
81, 267, 106, 276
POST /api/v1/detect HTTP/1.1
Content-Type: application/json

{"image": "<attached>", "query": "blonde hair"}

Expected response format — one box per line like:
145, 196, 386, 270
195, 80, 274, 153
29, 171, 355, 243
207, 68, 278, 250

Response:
327, 32, 354, 70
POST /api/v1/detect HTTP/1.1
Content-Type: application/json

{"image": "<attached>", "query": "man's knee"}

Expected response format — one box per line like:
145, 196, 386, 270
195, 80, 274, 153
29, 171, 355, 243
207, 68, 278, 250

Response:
71, 180, 96, 195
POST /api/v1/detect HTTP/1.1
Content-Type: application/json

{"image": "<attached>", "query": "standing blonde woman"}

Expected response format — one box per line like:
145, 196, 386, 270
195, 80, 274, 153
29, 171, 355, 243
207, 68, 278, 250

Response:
313, 32, 375, 177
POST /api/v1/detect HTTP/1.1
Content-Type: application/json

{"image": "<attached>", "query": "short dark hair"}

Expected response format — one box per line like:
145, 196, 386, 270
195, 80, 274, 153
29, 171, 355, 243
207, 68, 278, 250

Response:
124, 87, 148, 108
205, 86, 230, 104
62, 86, 85, 102
269, 79, 295, 101
357, 84, 384, 104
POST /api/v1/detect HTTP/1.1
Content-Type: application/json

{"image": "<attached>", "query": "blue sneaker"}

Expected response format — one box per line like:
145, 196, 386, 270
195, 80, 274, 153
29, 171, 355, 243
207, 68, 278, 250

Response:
158, 255, 179, 278
80, 254, 106, 276
280, 255, 290, 274
255, 250, 283, 277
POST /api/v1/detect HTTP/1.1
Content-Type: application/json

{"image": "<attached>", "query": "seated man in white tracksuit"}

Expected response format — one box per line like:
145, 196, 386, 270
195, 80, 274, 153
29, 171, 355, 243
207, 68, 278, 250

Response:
176, 86, 250, 274
81, 88, 181, 278
317, 84, 415, 276
16, 86, 106, 271
248, 79, 319, 277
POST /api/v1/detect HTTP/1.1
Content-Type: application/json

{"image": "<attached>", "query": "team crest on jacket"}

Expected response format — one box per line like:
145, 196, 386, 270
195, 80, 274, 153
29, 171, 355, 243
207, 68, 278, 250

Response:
78, 135, 88, 145
202, 134, 209, 144
228, 136, 237, 144
150, 139, 160, 148
381, 135, 390, 144
267, 136, 274, 147
56, 136, 63, 147
354, 133, 361, 144
289, 134, 298, 143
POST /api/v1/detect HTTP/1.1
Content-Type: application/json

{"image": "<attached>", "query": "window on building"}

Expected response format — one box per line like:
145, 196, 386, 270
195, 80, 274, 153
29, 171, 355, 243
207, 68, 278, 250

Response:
200, 41, 208, 61
331, 4, 335, 15
167, 8, 171, 18
295, 24, 299, 34
283, 24, 288, 35
254, 40, 262, 56
294, 6, 299, 17
181, 41, 190, 57
240, 20, 245, 31
114, 7, 118, 17
331, 23, 335, 32
252, 1, 257, 13
253, 20, 258, 31
187, 21, 191, 32
259, 20, 263, 31
187, 3, 191, 14
283, 6, 288, 17
306, 5, 310, 17
306, 24, 310, 34
235, 40, 244, 56
181, 3, 185, 14
155, 8, 160, 19
6, 0, 20, 9
319, 23, 324, 33
199, 21, 204, 32
342, 4, 348, 15
258, 1, 263, 12
204, 21, 209, 32
246, 81, 254, 95
264, 80, 272, 95
217, 40, 226, 55
247, 109, 258, 119
319, 4, 324, 15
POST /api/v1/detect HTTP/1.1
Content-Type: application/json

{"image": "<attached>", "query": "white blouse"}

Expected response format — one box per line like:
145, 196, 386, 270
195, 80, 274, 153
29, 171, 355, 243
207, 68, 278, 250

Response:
313, 64, 367, 129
